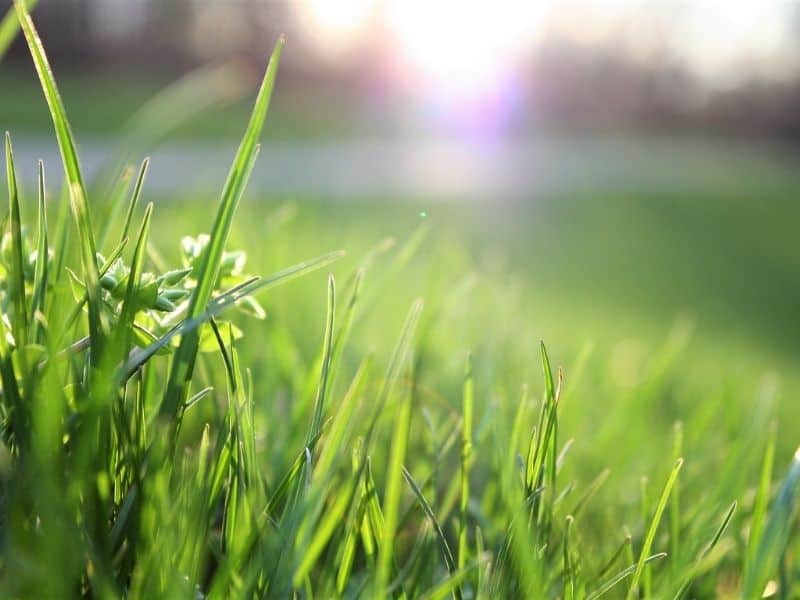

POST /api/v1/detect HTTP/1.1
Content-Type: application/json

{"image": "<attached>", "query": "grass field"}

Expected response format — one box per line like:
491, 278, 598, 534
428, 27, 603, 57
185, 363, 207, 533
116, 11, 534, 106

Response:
1, 2, 799, 598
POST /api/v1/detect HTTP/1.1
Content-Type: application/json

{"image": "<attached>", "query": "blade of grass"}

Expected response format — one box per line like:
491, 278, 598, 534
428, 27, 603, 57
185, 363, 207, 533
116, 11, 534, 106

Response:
15, 0, 105, 352
745, 423, 776, 573
459, 354, 474, 572
672, 500, 736, 599
418, 561, 482, 600
376, 373, 414, 596
588, 554, 667, 600
116, 157, 149, 249
306, 274, 335, 446
122, 250, 343, 382
5, 132, 28, 347
30, 160, 48, 344
670, 421, 683, 578
115, 203, 153, 355
563, 515, 575, 600
626, 458, 683, 599
402, 465, 461, 599
0, 0, 37, 59
160, 36, 284, 424
741, 448, 800, 599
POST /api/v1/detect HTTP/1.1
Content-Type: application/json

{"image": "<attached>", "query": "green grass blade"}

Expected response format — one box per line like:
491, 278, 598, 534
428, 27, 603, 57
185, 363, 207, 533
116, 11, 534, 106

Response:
160, 36, 284, 423
115, 203, 153, 353
376, 376, 413, 596
418, 562, 482, 600
5, 132, 28, 347
588, 554, 667, 600
96, 164, 134, 249
670, 421, 683, 575
292, 484, 351, 587
122, 250, 343, 381
741, 448, 800, 599
563, 515, 575, 600
313, 357, 370, 484
363, 299, 423, 454
627, 458, 683, 599
30, 159, 48, 344
672, 501, 736, 599
307, 274, 335, 446
119, 157, 149, 245
459, 354, 474, 571
15, 0, 105, 350
0, 0, 37, 59
745, 424, 776, 573
402, 465, 462, 599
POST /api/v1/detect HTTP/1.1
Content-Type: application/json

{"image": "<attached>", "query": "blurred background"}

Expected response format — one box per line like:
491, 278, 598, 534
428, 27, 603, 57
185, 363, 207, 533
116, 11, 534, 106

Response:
2, 0, 800, 417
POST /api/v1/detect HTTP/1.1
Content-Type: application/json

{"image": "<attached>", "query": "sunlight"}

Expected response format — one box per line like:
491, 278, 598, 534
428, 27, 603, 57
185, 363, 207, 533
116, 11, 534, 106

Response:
301, 0, 376, 49
386, 0, 546, 99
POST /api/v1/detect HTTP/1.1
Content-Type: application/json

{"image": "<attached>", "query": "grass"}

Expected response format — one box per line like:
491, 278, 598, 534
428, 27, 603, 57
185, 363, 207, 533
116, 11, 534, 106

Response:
2, 2, 800, 598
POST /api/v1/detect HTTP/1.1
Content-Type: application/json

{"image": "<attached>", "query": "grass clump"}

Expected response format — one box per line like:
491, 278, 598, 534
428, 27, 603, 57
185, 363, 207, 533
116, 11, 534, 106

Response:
1, 3, 800, 598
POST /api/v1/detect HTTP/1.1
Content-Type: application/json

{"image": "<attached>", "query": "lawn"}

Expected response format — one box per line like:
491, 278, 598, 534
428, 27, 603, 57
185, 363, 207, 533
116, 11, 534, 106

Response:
1, 2, 799, 598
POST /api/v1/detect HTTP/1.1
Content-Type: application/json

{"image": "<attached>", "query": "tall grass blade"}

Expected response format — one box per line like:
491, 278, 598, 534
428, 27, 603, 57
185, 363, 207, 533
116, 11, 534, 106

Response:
627, 458, 683, 599
459, 355, 474, 571
5, 133, 28, 347
119, 157, 149, 246
745, 424, 776, 573
30, 160, 48, 343
376, 374, 414, 596
15, 0, 105, 351
741, 448, 800, 599
307, 274, 335, 446
402, 465, 461, 598
115, 203, 153, 353
161, 36, 284, 423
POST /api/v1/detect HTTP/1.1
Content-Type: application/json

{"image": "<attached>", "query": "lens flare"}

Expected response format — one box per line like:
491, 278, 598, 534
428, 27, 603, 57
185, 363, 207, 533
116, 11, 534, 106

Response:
301, 0, 376, 50
387, 0, 543, 97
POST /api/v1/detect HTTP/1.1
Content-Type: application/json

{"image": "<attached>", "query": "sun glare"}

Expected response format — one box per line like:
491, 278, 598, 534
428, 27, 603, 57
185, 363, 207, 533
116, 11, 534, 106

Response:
301, 0, 545, 104
386, 0, 545, 99
301, 0, 376, 49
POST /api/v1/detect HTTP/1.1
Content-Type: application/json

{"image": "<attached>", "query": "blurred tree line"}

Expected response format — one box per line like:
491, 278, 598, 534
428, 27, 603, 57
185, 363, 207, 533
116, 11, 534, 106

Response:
4, 0, 800, 140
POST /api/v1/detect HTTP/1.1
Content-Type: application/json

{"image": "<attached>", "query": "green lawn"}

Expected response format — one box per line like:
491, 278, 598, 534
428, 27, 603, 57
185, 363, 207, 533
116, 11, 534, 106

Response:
0, 66, 361, 141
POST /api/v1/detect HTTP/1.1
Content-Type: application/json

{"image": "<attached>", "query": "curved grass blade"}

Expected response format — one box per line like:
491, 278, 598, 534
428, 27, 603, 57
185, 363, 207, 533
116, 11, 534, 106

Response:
402, 465, 462, 600
161, 36, 284, 423
15, 0, 105, 350
588, 554, 667, 600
